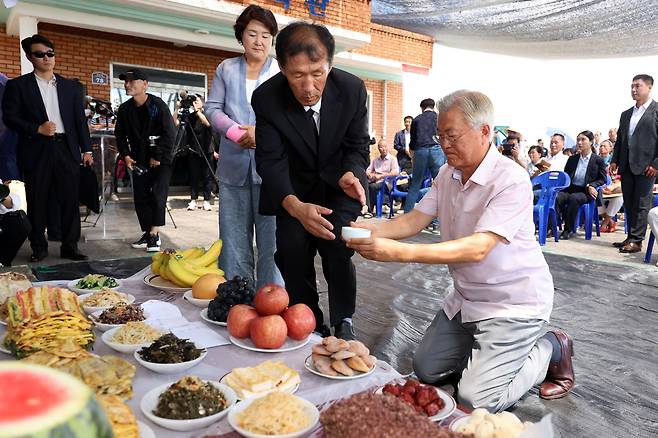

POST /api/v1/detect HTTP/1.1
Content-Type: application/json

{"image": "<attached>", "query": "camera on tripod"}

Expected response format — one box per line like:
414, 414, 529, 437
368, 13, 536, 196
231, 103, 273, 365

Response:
177, 90, 197, 122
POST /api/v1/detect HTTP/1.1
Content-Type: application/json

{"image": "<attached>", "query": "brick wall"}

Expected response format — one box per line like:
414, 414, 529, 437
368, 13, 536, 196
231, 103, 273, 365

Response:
29, 23, 235, 101
233, 0, 371, 33
363, 78, 403, 159
354, 23, 433, 68
0, 25, 21, 78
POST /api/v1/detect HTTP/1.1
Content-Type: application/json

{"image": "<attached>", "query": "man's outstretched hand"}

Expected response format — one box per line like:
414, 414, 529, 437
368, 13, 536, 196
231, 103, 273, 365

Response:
339, 171, 366, 206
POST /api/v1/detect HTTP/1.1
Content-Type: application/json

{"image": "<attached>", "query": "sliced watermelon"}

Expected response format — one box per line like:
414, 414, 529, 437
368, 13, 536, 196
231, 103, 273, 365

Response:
0, 362, 113, 437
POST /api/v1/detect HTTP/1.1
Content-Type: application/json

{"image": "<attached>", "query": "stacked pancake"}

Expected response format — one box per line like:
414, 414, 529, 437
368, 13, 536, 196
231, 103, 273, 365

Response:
224, 360, 300, 399
3, 286, 94, 358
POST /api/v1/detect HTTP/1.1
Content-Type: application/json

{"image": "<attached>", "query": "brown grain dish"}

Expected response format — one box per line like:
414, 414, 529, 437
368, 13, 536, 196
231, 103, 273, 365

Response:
320, 393, 470, 438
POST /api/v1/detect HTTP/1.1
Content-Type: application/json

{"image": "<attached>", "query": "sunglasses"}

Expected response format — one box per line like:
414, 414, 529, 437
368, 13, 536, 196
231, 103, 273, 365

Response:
31, 51, 55, 58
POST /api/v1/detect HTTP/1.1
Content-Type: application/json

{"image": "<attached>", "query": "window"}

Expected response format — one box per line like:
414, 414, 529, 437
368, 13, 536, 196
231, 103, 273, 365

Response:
366, 89, 374, 138
110, 64, 207, 114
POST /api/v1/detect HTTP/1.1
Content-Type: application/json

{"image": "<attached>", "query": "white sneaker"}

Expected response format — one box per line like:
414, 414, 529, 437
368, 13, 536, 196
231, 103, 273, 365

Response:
187, 200, 197, 211
203, 201, 212, 211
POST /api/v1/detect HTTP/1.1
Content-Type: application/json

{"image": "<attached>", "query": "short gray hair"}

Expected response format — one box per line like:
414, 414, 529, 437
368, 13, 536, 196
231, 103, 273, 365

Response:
436, 90, 494, 142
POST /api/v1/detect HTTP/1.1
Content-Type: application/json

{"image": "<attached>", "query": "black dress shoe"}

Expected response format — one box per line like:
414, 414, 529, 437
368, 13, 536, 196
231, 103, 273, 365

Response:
619, 242, 642, 253
60, 250, 88, 261
612, 238, 630, 248
559, 230, 572, 240
29, 250, 48, 263
333, 320, 356, 340
313, 324, 331, 338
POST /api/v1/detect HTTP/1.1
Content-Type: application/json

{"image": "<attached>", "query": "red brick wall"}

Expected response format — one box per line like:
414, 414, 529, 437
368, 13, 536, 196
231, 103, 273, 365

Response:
27, 23, 237, 101
235, 0, 371, 33
0, 25, 21, 78
363, 78, 403, 159
355, 23, 433, 68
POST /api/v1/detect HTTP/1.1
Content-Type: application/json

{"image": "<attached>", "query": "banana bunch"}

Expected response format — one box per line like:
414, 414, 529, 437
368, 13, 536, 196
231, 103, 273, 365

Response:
151, 240, 224, 287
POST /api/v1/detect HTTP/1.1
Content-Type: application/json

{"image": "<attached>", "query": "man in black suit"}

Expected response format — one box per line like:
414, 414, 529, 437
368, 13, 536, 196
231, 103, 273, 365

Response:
253, 22, 370, 340
557, 130, 607, 240
393, 115, 413, 173
610, 74, 658, 253
2, 34, 92, 262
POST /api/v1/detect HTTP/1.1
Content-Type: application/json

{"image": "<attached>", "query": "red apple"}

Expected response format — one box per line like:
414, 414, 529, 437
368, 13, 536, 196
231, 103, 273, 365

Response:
282, 304, 316, 340
253, 284, 289, 316
227, 304, 259, 339
250, 315, 288, 349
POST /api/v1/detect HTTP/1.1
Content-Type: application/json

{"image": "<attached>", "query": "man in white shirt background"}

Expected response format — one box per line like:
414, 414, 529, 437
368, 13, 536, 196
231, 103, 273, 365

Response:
0, 179, 29, 267
546, 133, 570, 171
2, 34, 93, 263
393, 115, 413, 173
365, 139, 400, 216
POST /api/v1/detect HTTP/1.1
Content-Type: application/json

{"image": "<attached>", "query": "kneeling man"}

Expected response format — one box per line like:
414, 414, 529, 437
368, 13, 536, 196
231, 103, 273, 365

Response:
346, 90, 574, 412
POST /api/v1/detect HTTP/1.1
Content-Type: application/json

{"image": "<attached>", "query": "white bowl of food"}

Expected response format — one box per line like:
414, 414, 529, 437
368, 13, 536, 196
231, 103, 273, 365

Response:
134, 334, 207, 374
101, 322, 162, 354
140, 378, 237, 432
183, 290, 212, 308
68, 274, 122, 295
89, 304, 147, 332
227, 392, 319, 438
79, 290, 135, 314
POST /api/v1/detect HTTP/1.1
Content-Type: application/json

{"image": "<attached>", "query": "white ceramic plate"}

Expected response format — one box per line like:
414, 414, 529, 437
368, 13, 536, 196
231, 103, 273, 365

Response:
218, 372, 300, 400
449, 415, 471, 432
229, 335, 310, 353
375, 383, 456, 422
0, 318, 6, 326
140, 381, 236, 432
134, 347, 207, 374
143, 274, 190, 293
78, 292, 135, 314
67, 278, 123, 295
304, 354, 377, 380
199, 308, 227, 326
227, 395, 319, 438
183, 290, 213, 307
89, 308, 148, 332
0, 343, 9, 354
138, 420, 155, 438
101, 326, 156, 354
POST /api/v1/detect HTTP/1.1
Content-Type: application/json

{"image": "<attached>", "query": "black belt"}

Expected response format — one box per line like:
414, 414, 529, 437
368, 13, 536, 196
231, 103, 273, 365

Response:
53, 133, 67, 143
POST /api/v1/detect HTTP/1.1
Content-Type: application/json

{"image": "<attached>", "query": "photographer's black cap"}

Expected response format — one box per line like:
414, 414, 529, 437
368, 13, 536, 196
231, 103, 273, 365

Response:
119, 68, 148, 81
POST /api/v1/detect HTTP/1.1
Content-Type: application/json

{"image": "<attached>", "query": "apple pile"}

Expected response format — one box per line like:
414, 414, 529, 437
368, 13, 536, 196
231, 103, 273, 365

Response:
227, 284, 316, 349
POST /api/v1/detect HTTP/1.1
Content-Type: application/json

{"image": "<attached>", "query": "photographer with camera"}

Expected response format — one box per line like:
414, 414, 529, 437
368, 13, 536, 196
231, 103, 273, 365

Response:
114, 68, 175, 252
173, 93, 215, 212
0, 181, 29, 267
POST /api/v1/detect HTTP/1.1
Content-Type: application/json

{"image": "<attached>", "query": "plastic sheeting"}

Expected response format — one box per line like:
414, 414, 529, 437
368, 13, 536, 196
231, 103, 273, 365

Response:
371, 0, 658, 58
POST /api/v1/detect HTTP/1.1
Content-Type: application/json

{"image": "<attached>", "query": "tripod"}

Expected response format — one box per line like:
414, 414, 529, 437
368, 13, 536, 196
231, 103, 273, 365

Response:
172, 109, 219, 211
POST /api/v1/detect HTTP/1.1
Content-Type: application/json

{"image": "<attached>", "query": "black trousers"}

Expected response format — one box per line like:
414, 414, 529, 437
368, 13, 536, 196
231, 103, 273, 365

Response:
0, 211, 30, 266
188, 152, 212, 201
23, 139, 80, 253
274, 194, 360, 328
556, 186, 591, 232
132, 164, 172, 232
366, 180, 384, 212
620, 169, 656, 243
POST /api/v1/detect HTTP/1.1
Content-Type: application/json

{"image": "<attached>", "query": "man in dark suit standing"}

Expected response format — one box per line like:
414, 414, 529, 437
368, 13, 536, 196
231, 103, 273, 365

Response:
253, 22, 370, 340
2, 34, 92, 262
557, 130, 607, 240
393, 115, 413, 173
610, 74, 658, 253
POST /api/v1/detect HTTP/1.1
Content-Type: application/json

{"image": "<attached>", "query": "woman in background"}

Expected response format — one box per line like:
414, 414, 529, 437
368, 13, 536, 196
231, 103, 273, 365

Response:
205, 5, 282, 288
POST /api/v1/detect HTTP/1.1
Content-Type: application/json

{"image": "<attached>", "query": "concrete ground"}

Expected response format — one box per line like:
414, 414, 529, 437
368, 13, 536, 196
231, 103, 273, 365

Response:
8, 192, 658, 271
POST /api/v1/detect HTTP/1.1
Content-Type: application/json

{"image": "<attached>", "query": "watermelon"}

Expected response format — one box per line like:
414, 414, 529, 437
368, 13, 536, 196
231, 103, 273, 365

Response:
0, 362, 114, 438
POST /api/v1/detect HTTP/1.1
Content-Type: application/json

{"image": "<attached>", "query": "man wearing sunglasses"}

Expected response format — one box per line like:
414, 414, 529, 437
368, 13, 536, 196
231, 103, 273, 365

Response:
2, 34, 92, 262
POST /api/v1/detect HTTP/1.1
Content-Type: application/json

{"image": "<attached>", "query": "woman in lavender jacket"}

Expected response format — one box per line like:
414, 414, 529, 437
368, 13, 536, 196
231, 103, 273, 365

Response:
205, 5, 282, 288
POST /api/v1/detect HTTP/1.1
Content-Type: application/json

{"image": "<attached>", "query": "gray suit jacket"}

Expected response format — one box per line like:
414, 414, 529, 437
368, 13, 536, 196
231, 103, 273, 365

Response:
611, 100, 658, 175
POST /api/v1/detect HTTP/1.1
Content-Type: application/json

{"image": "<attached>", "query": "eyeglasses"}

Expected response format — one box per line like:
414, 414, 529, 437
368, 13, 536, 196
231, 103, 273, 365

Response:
433, 130, 469, 146
31, 51, 55, 58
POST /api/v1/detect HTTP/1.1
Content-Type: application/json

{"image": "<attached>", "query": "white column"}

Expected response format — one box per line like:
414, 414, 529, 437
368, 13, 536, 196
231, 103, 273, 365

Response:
17, 15, 38, 75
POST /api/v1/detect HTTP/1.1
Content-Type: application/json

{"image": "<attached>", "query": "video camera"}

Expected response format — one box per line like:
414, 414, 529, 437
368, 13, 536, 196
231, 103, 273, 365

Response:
177, 90, 197, 124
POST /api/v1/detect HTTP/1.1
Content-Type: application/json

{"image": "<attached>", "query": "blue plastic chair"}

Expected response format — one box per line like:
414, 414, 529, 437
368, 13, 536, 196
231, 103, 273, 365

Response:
575, 175, 612, 240
532, 171, 571, 245
643, 193, 658, 263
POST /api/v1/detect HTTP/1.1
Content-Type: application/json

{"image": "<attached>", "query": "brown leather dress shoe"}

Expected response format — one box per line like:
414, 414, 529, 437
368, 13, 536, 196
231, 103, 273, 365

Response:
612, 238, 630, 248
539, 329, 575, 400
619, 242, 642, 253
